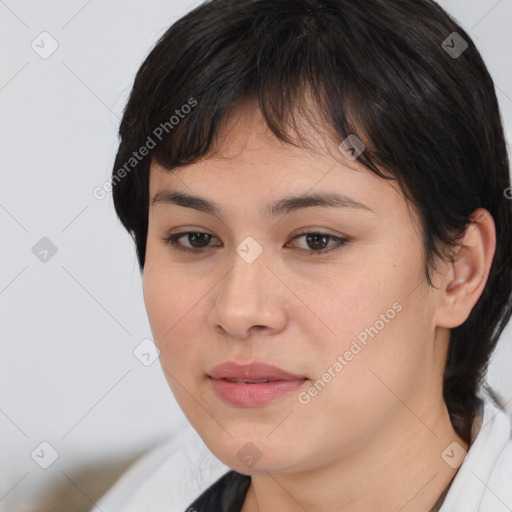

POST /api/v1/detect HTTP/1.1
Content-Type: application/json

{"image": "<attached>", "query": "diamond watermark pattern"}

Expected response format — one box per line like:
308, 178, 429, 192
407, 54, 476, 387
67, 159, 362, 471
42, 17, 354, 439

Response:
237, 442, 262, 468
338, 134, 365, 161
236, 236, 263, 264
441, 441, 467, 468
133, 338, 160, 366
31, 31, 59, 59
32, 237, 58, 263
441, 32, 468, 59
31, 441, 59, 469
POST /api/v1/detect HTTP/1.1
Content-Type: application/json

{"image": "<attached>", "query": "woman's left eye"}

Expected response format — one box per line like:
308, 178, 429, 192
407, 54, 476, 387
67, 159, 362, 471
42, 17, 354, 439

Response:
288, 232, 349, 254
163, 231, 350, 255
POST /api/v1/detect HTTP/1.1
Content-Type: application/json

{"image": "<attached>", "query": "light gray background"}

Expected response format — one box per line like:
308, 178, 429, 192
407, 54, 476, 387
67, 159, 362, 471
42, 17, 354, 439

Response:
1, 1, 511, 510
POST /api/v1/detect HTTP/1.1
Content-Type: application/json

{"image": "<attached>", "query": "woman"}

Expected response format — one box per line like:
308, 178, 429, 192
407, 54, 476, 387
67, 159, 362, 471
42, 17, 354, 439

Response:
95, 0, 512, 510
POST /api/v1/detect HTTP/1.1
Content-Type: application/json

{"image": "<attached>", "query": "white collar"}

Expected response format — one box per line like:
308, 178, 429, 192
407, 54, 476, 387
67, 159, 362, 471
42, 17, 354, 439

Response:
440, 390, 512, 511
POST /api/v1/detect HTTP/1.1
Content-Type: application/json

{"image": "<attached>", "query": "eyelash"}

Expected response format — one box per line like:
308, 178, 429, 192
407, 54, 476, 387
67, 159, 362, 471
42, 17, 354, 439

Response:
163, 230, 350, 256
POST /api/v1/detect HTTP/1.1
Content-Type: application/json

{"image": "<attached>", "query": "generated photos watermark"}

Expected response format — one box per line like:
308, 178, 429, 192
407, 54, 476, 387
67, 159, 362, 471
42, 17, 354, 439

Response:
298, 301, 403, 405
93, 97, 198, 200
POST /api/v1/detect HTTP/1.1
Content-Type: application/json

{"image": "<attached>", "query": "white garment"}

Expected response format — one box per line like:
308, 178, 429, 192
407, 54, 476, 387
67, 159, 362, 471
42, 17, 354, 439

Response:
93, 391, 512, 512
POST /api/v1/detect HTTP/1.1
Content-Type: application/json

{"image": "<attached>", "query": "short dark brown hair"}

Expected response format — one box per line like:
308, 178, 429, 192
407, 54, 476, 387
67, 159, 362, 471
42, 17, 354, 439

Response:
111, 0, 512, 444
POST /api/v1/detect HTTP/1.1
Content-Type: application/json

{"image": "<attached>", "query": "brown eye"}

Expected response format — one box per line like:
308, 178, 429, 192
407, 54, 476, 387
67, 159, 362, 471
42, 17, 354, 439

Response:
164, 231, 220, 253
287, 232, 350, 255
305, 233, 331, 251
184, 232, 213, 248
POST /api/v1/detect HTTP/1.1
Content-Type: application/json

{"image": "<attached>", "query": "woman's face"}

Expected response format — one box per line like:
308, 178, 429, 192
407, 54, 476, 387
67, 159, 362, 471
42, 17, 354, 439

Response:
143, 102, 448, 474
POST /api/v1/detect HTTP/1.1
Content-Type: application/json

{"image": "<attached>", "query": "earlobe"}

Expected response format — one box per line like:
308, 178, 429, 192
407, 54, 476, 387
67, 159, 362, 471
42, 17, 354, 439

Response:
436, 208, 496, 329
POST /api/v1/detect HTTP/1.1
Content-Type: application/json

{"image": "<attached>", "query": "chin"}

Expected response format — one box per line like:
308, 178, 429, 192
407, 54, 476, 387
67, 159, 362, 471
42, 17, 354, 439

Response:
212, 441, 308, 476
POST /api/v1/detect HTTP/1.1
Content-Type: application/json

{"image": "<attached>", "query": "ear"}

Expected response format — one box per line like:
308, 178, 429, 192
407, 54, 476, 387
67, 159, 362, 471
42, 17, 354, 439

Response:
435, 208, 496, 329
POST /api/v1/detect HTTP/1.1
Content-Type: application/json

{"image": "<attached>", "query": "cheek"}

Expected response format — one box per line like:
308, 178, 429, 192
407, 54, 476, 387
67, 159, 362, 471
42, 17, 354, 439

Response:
143, 267, 209, 420
304, 239, 412, 353
143, 264, 199, 366
304, 254, 428, 403
304, 271, 392, 357
313, 289, 432, 428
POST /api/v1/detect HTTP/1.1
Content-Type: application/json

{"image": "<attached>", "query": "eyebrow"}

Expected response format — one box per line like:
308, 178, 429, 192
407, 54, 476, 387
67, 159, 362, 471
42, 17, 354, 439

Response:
151, 190, 375, 216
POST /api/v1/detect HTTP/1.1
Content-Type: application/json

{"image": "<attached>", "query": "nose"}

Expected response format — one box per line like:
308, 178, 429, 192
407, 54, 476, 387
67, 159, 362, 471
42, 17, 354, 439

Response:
208, 244, 289, 339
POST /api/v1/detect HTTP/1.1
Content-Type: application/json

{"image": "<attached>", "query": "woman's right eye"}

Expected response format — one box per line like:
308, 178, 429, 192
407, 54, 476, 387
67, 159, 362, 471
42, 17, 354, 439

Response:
163, 231, 221, 253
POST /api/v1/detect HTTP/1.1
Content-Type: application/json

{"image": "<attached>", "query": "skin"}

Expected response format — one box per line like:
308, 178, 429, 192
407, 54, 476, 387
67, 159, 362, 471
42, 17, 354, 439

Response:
143, 100, 496, 512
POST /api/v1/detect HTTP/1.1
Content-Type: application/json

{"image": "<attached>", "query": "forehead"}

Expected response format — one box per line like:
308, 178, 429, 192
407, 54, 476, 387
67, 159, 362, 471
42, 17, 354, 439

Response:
148, 100, 405, 217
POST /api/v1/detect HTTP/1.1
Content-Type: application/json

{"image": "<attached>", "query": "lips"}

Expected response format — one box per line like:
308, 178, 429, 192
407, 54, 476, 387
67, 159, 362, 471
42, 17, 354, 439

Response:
208, 362, 307, 407
208, 361, 306, 381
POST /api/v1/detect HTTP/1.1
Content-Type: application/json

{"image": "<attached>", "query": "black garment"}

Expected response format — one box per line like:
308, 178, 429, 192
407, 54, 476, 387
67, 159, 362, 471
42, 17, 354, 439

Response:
184, 469, 451, 512
185, 470, 250, 512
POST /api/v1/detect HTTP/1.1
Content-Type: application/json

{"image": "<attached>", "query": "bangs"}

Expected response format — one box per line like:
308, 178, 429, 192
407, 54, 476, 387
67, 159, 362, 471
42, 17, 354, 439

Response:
126, 2, 408, 181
